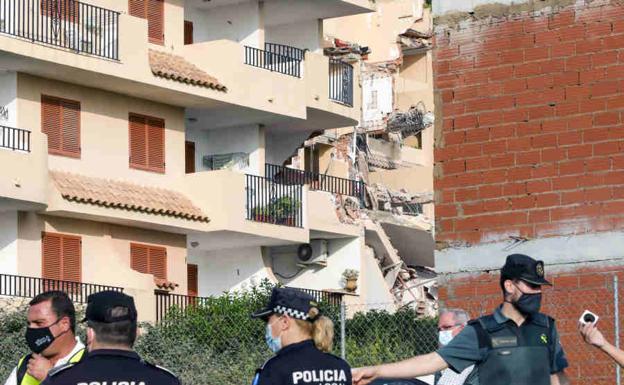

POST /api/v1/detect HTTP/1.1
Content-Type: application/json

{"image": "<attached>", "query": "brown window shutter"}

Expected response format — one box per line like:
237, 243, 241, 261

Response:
129, 114, 148, 169
149, 247, 167, 280
184, 20, 193, 45
60, 99, 81, 157
130, 243, 149, 274
41, 96, 62, 153
129, 0, 146, 18
147, 118, 165, 173
42, 232, 63, 281
61, 235, 82, 283
147, 0, 164, 45
187, 264, 198, 296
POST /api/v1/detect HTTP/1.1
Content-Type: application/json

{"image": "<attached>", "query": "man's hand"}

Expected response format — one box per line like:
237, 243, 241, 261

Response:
27, 354, 53, 381
579, 322, 606, 348
352, 366, 378, 385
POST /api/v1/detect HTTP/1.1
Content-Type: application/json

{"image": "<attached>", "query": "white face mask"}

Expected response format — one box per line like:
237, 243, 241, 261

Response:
439, 330, 454, 346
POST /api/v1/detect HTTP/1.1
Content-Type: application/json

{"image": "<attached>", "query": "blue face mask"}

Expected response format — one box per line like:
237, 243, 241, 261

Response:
265, 321, 282, 353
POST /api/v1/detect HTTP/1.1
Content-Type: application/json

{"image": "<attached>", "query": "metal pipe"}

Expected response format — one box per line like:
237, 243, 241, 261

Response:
340, 299, 346, 360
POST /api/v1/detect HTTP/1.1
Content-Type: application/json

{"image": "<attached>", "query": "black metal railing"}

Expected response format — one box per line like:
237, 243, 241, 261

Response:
0, 273, 123, 303
244, 45, 302, 77
0, 0, 120, 60
329, 59, 354, 107
0, 125, 30, 151
264, 42, 306, 62
155, 291, 209, 322
296, 287, 343, 307
265, 164, 365, 199
246, 174, 303, 227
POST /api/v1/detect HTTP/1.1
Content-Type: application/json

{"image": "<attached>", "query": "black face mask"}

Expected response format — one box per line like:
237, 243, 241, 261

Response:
507, 284, 542, 315
25, 319, 63, 354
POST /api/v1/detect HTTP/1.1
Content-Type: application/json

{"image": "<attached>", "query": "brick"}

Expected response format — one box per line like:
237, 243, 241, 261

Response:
567, 114, 593, 130
475, 52, 501, 67
444, 131, 465, 145
601, 200, 624, 215
535, 30, 560, 45
479, 185, 503, 199
524, 17, 549, 34
562, 190, 585, 205
489, 66, 515, 82
591, 81, 620, 97
579, 68, 605, 85
606, 65, 624, 79
606, 95, 624, 110
465, 97, 514, 113
503, 79, 528, 94
466, 157, 490, 171
524, 47, 551, 62
555, 102, 580, 117
531, 133, 558, 148
585, 187, 613, 201
436, 204, 458, 217
526, 74, 555, 90
554, 71, 580, 86
490, 154, 515, 168
454, 114, 478, 129
554, 275, 579, 289
462, 70, 489, 86
507, 137, 532, 152
463, 202, 485, 216
462, 143, 483, 157
484, 198, 510, 212
542, 120, 567, 133
552, 41, 576, 58
578, 173, 606, 187
567, 144, 593, 159
532, 164, 557, 179
444, 159, 466, 174
482, 140, 507, 155
552, 175, 578, 190
453, 86, 479, 101
514, 62, 541, 77
465, 127, 490, 143
503, 182, 527, 196
593, 51, 619, 67
594, 141, 620, 155
578, 98, 606, 114
437, 46, 460, 60
528, 106, 555, 120
478, 111, 504, 127
604, 34, 624, 50
529, 209, 551, 223
535, 193, 560, 207
565, 55, 592, 71
586, 21, 613, 37
541, 148, 567, 162
511, 195, 536, 210
559, 159, 585, 175
516, 122, 541, 136
490, 125, 516, 139
605, 170, 624, 185
527, 180, 552, 193
455, 188, 479, 202
501, 49, 524, 65
504, 109, 529, 124
482, 169, 507, 184
508, 166, 533, 181
539, 59, 565, 74
586, 158, 612, 172
594, 112, 620, 126
517, 151, 541, 165
577, 38, 605, 55
557, 131, 582, 145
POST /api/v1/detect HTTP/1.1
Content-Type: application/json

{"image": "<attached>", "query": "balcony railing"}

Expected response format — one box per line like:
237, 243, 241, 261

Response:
246, 174, 303, 227
0, 273, 124, 303
0, 0, 120, 60
155, 287, 342, 322
329, 59, 354, 107
244, 45, 302, 78
0, 125, 30, 152
264, 42, 306, 62
265, 163, 365, 199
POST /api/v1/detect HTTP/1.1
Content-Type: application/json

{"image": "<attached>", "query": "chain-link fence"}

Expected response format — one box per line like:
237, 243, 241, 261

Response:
0, 276, 622, 385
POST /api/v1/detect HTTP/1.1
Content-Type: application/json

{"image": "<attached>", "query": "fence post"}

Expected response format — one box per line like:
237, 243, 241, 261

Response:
340, 298, 346, 360
615, 275, 620, 385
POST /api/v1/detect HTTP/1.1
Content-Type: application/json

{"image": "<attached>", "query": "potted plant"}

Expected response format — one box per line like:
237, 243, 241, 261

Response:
342, 269, 359, 292
273, 196, 300, 225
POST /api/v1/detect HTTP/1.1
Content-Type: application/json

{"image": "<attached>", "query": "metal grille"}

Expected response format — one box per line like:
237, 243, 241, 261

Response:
244, 45, 302, 77
0, 125, 30, 151
245, 174, 304, 228
329, 59, 354, 107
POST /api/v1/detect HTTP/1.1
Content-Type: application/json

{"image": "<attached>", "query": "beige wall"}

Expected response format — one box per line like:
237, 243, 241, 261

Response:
17, 74, 186, 188
368, 166, 433, 194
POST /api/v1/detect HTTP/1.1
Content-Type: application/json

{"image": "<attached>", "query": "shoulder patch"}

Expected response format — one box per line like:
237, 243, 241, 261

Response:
48, 362, 76, 377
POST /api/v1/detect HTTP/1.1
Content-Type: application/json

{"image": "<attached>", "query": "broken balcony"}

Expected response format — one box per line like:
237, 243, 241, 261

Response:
0, 0, 120, 60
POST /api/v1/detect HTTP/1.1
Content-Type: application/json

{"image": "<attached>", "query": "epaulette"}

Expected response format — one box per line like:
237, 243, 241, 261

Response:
48, 362, 76, 377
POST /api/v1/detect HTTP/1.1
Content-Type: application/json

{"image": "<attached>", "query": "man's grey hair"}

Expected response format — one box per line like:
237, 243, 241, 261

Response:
439, 308, 470, 325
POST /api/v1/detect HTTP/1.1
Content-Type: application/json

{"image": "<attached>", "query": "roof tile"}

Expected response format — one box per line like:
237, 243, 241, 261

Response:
148, 49, 227, 91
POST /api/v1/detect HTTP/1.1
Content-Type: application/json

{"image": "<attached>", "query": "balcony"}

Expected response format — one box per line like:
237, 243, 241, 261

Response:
329, 59, 354, 107
244, 43, 305, 78
265, 163, 364, 199
0, 273, 123, 303
245, 174, 304, 228
0, 127, 48, 210
0, 0, 119, 60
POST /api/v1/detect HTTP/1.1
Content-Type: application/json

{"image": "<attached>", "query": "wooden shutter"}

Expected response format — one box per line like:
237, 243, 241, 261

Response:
147, 118, 165, 172
128, 0, 145, 18
42, 232, 82, 282
130, 243, 167, 280
184, 20, 193, 45
130, 243, 149, 274
147, 0, 164, 45
187, 264, 198, 297
41, 95, 80, 158
129, 114, 147, 169
129, 113, 165, 173
41, 96, 61, 153
149, 247, 167, 280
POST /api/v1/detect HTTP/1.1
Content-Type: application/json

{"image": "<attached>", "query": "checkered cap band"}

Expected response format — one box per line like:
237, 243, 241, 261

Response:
273, 305, 309, 321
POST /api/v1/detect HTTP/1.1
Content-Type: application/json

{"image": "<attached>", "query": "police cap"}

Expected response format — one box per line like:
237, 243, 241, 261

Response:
252, 287, 320, 322
82, 290, 138, 323
501, 253, 551, 286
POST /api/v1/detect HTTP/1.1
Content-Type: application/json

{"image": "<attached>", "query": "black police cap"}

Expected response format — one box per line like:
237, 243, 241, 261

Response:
252, 287, 320, 322
82, 290, 138, 323
501, 253, 551, 286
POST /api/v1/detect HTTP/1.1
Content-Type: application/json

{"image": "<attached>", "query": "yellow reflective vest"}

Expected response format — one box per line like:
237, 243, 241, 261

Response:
16, 348, 85, 385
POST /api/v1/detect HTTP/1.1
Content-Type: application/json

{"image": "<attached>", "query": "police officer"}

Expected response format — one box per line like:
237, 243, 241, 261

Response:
251, 287, 351, 385
4, 291, 86, 385
353, 254, 570, 385
41, 290, 180, 385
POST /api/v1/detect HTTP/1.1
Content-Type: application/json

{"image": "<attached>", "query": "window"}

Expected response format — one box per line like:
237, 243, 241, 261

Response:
129, 113, 165, 173
184, 20, 193, 45
41, 232, 82, 283
187, 264, 198, 297
130, 243, 167, 280
367, 90, 378, 110
129, 0, 164, 44
41, 95, 81, 158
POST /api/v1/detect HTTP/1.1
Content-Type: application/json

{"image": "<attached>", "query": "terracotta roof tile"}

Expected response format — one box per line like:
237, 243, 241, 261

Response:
50, 171, 209, 223
148, 49, 227, 91
367, 151, 400, 170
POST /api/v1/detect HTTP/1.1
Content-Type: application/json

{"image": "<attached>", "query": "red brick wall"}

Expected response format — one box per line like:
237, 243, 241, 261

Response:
433, 3, 624, 247
440, 266, 624, 385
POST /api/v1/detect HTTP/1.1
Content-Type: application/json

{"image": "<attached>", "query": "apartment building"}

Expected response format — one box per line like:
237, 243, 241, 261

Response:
0, 0, 373, 321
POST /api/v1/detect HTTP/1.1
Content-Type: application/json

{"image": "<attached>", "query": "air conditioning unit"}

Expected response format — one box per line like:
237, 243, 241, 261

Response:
296, 240, 328, 267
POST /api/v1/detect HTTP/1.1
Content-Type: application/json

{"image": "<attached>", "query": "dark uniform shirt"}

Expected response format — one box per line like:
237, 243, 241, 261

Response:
40, 349, 180, 385
255, 340, 351, 385
437, 306, 568, 375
